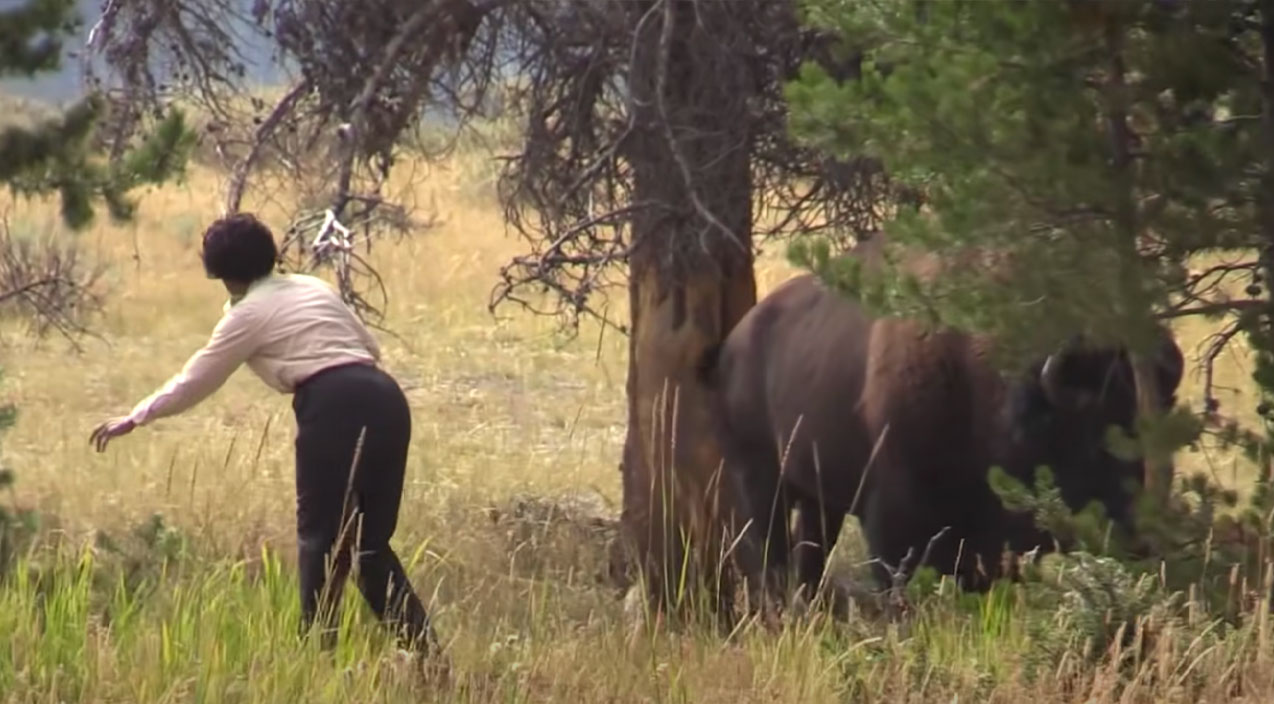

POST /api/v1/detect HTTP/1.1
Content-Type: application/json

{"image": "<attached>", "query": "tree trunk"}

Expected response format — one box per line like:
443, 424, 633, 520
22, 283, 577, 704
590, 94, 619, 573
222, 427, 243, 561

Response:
613, 0, 758, 614
1258, 0, 1274, 491
1130, 354, 1172, 499
1099, 10, 1173, 501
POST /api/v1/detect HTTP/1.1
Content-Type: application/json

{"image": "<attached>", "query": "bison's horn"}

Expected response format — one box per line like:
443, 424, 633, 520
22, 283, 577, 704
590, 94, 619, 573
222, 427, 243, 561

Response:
1039, 347, 1091, 408
1039, 352, 1065, 404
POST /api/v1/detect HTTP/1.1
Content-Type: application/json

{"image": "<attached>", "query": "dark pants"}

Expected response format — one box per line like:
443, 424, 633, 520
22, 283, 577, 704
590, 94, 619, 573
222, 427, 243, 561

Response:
291, 361, 434, 652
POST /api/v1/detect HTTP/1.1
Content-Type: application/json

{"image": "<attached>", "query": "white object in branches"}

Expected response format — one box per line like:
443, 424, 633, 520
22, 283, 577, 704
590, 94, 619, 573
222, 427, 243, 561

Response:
312, 209, 354, 256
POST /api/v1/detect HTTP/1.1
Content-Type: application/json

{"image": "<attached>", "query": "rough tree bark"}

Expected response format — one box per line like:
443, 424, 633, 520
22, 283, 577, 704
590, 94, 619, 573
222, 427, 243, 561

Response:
1099, 8, 1172, 501
615, 0, 758, 612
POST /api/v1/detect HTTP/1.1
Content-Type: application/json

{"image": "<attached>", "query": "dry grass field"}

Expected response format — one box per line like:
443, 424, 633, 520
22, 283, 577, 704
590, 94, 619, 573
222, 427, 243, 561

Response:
1, 130, 1273, 702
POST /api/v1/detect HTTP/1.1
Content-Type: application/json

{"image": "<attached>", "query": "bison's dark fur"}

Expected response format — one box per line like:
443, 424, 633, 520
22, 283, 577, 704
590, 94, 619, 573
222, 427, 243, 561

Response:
699, 248, 1184, 605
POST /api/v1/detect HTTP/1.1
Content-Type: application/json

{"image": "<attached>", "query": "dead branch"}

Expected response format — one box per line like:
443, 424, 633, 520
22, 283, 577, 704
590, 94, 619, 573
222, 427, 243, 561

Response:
223, 79, 313, 215
84, 0, 497, 327
489, 0, 899, 334
1161, 299, 1266, 319
1198, 318, 1246, 418
0, 214, 106, 350
265, 0, 489, 321
326, 2, 440, 218
86, 0, 900, 334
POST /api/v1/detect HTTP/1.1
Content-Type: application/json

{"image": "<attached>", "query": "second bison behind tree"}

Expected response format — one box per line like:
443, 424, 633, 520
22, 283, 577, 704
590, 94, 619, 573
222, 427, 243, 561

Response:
698, 252, 1184, 605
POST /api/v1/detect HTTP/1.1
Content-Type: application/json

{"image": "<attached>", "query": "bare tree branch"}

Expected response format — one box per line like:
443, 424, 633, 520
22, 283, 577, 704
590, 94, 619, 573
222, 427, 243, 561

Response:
84, 0, 498, 328
1198, 318, 1246, 418
85, 0, 900, 334
223, 79, 313, 215
488, 0, 898, 334
0, 213, 106, 351
1160, 299, 1266, 319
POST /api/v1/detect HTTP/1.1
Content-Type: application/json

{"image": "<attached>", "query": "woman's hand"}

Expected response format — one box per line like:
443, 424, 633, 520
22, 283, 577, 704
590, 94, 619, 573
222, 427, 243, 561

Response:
90, 417, 136, 452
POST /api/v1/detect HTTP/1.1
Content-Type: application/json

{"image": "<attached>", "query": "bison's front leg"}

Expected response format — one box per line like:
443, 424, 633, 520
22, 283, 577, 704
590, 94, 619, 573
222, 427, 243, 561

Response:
858, 470, 967, 592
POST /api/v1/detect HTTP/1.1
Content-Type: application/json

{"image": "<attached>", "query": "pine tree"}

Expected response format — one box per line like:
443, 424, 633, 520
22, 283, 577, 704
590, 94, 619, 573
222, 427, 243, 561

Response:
0, 0, 194, 566
1, 0, 195, 229
785, 0, 1262, 501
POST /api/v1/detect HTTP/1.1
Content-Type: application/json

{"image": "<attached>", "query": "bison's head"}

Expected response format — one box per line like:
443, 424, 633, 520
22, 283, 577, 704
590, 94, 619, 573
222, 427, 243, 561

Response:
1006, 327, 1184, 533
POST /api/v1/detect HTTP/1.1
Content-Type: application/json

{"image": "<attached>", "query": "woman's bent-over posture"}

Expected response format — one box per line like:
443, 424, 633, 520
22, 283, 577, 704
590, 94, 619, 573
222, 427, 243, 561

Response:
90, 213, 435, 654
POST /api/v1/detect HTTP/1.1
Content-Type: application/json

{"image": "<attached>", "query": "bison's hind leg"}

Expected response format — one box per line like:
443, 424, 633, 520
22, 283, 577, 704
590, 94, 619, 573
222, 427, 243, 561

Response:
725, 451, 795, 615
861, 479, 1015, 596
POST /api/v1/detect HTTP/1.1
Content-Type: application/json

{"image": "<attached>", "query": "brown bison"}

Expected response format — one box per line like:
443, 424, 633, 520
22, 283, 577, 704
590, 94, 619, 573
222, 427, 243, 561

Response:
698, 245, 1185, 605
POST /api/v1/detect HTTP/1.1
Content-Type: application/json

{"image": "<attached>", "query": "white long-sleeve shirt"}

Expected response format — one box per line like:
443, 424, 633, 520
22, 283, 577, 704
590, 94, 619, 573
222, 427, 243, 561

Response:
126, 273, 381, 426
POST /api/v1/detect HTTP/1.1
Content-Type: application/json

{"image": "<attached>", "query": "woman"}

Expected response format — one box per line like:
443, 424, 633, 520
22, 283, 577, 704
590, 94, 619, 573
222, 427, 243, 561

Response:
90, 212, 435, 654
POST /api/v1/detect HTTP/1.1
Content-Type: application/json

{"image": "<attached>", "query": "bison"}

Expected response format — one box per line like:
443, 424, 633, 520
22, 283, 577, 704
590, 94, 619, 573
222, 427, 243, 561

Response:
698, 243, 1185, 607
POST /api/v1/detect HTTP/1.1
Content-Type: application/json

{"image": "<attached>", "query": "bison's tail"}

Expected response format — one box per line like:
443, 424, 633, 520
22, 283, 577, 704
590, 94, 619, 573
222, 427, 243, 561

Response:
697, 342, 723, 388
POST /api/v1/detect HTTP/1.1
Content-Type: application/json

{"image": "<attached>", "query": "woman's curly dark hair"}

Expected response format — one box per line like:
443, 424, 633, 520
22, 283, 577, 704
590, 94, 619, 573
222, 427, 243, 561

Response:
200, 213, 279, 282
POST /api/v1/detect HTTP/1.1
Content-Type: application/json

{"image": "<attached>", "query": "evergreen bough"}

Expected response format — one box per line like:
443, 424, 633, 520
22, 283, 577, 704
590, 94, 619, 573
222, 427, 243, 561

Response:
1, 0, 195, 230
0, 0, 194, 573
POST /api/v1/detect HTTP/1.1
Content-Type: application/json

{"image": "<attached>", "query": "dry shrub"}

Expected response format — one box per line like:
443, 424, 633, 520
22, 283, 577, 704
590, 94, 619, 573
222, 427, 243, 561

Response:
0, 213, 105, 346
483, 489, 619, 584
